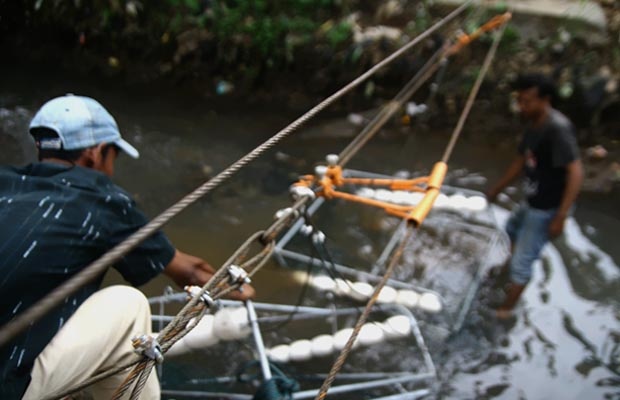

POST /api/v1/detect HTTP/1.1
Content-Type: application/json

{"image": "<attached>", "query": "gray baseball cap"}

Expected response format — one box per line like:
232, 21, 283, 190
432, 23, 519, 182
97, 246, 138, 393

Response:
29, 94, 139, 159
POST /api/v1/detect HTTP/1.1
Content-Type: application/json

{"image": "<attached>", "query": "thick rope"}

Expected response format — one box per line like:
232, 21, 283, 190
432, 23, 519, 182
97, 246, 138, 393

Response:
0, 0, 471, 349
110, 236, 277, 399
338, 46, 447, 167
315, 26, 507, 400
441, 23, 507, 164
46, 11, 502, 400
46, 235, 272, 400
315, 226, 416, 400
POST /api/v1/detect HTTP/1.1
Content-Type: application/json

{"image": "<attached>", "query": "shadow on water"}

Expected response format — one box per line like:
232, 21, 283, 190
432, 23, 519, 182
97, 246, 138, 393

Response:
1, 65, 619, 399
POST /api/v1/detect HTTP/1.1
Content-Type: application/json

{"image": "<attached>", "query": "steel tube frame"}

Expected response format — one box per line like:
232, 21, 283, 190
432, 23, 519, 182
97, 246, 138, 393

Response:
152, 298, 436, 400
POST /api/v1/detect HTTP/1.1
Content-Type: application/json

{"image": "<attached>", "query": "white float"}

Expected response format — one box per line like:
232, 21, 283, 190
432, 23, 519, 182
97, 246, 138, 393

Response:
356, 187, 488, 214
381, 315, 412, 339
292, 272, 442, 313
310, 334, 335, 357
357, 323, 385, 346
289, 339, 313, 362
333, 278, 351, 296
166, 315, 219, 357
418, 292, 442, 313
311, 274, 337, 292
266, 314, 416, 363
447, 194, 468, 210
212, 307, 251, 341
395, 289, 420, 308
349, 281, 373, 301
333, 328, 358, 350
376, 286, 398, 304
268, 344, 291, 363
465, 195, 487, 211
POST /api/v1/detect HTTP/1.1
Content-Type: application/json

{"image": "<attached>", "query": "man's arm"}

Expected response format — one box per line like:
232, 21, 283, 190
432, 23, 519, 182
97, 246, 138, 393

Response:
549, 159, 583, 238
486, 155, 525, 202
164, 250, 255, 300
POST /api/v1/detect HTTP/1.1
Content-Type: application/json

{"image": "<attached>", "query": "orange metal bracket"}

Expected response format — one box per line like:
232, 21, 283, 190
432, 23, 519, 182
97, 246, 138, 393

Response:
293, 12, 510, 225
294, 161, 447, 226
448, 12, 512, 55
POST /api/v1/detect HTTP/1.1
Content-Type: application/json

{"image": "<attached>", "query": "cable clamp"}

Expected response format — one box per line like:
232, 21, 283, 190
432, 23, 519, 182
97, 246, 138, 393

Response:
325, 154, 339, 166
274, 207, 300, 221
132, 334, 164, 364
290, 185, 316, 200
185, 285, 216, 309
299, 224, 314, 237
312, 230, 326, 245
227, 264, 251, 286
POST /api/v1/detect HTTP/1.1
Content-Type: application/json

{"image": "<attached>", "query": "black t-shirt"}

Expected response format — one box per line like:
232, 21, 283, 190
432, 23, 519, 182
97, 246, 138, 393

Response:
0, 162, 175, 398
518, 109, 579, 210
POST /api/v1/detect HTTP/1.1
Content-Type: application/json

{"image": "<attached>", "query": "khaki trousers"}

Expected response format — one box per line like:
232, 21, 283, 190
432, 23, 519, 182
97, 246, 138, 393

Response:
22, 286, 160, 400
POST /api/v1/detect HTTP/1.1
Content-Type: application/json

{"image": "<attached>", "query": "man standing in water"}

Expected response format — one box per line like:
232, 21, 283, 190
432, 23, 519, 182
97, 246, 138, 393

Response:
486, 74, 583, 318
0, 94, 254, 399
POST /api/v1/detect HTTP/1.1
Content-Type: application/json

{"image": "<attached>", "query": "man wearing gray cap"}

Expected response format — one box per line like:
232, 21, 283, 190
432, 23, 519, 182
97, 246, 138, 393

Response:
0, 95, 254, 399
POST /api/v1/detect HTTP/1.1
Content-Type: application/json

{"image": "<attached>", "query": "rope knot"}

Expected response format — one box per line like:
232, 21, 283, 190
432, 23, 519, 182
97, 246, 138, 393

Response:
131, 334, 164, 364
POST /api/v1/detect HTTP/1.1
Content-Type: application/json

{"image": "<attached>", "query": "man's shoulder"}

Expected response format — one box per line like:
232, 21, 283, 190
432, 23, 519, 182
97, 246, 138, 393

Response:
548, 109, 575, 133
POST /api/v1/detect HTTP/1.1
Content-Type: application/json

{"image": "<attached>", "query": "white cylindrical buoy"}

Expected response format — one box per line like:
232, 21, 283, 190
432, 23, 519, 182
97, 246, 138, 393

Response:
392, 191, 409, 205
289, 339, 313, 362
418, 292, 442, 313
465, 195, 487, 212
381, 315, 412, 339
333, 278, 351, 296
213, 307, 251, 341
311, 275, 337, 292
183, 315, 218, 348
357, 188, 375, 198
448, 194, 468, 210
410, 192, 424, 205
396, 289, 420, 308
349, 281, 373, 301
376, 286, 398, 304
434, 193, 450, 208
165, 315, 219, 357
310, 334, 334, 358
333, 328, 358, 350
357, 323, 385, 346
267, 344, 291, 363
375, 189, 393, 202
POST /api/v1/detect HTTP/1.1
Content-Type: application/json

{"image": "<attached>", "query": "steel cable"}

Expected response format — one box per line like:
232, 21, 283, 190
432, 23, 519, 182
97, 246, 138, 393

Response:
315, 25, 508, 400
0, 2, 471, 347
12, 5, 478, 400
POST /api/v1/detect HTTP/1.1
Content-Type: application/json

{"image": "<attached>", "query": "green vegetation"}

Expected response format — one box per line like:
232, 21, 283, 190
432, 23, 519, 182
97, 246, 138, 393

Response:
12, 0, 354, 71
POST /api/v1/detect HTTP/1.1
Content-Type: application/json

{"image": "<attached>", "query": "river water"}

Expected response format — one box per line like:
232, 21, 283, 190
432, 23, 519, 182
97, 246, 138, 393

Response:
1, 64, 619, 399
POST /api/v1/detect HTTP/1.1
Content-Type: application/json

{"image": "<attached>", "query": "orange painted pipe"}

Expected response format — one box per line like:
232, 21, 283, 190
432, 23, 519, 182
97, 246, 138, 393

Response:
407, 187, 440, 226
427, 162, 447, 189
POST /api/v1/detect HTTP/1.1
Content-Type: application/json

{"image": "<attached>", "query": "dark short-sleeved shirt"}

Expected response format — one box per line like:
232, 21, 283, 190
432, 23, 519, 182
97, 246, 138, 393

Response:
0, 162, 175, 398
518, 109, 580, 210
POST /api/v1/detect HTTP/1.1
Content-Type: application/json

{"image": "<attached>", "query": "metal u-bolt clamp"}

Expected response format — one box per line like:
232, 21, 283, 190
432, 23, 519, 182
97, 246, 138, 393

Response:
184, 285, 217, 310
227, 265, 251, 292
132, 334, 164, 364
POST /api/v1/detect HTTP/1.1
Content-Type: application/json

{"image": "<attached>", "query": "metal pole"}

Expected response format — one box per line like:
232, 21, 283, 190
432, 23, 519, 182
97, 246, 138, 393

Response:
246, 300, 272, 381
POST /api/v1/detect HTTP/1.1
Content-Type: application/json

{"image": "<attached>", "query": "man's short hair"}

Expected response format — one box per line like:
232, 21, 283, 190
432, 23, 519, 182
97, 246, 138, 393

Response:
511, 73, 557, 101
